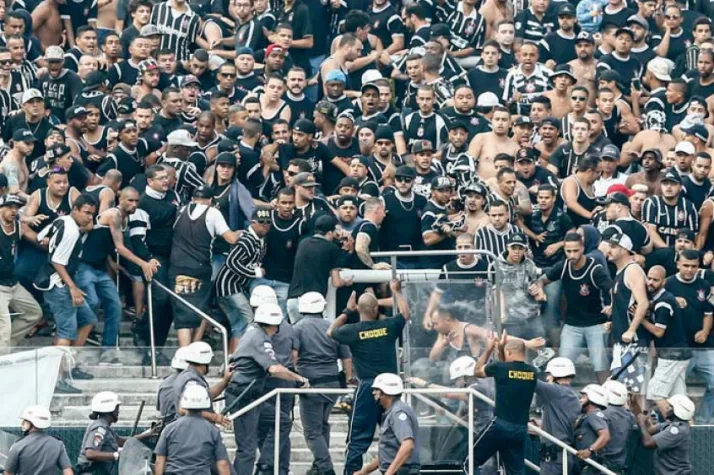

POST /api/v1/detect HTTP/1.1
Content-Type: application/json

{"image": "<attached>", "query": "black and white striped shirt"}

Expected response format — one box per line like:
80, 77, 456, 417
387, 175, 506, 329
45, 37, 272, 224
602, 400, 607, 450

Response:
19, 59, 37, 87
150, 2, 200, 61
215, 227, 266, 296
157, 154, 206, 202
0, 90, 17, 132
446, 3, 485, 51
474, 223, 518, 262
642, 195, 699, 247
502, 64, 552, 116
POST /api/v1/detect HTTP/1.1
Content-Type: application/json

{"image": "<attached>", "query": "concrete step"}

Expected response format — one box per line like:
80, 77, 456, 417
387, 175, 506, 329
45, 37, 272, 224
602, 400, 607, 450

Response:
224, 447, 377, 464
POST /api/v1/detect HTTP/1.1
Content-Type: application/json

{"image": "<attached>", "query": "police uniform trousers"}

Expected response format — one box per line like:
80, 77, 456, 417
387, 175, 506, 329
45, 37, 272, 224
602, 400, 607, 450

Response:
344, 378, 382, 475
227, 380, 266, 475
469, 417, 527, 475
540, 445, 576, 475
257, 377, 295, 475
299, 379, 341, 473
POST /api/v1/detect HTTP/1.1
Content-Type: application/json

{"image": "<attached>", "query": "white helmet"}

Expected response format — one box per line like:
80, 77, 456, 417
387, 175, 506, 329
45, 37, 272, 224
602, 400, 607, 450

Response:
254, 303, 284, 325
181, 383, 211, 410
372, 373, 404, 396
171, 346, 191, 371
183, 341, 214, 365
21, 405, 51, 429
298, 292, 327, 314
91, 391, 121, 413
449, 356, 476, 380
667, 394, 695, 421
580, 384, 609, 408
602, 380, 628, 406
545, 357, 576, 378
250, 285, 278, 307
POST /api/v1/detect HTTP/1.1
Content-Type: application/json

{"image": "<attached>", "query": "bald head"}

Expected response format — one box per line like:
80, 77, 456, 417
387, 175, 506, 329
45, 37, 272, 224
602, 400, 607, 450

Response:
504, 339, 526, 361
646, 265, 667, 293
358, 293, 379, 320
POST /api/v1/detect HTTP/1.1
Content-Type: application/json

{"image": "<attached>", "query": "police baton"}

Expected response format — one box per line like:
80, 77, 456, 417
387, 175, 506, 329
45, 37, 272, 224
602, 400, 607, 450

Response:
611, 348, 641, 382
222, 380, 257, 416
130, 400, 146, 437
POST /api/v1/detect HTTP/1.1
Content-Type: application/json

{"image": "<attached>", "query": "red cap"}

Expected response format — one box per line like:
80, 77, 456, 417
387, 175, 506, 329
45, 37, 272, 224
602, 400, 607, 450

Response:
606, 184, 634, 197
266, 44, 285, 56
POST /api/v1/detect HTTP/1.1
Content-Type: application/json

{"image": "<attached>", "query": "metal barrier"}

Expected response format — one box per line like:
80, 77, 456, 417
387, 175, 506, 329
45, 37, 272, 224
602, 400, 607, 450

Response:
227, 386, 617, 475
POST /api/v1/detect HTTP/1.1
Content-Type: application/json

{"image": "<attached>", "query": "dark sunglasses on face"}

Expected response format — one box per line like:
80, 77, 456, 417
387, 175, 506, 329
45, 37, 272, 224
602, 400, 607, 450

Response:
571, 96, 587, 101
287, 170, 298, 176
395, 177, 413, 183
665, 15, 680, 20
0, 60, 11, 66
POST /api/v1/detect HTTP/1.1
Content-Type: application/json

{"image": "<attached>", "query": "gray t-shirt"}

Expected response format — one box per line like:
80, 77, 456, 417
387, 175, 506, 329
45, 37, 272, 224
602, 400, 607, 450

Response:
5, 431, 72, 475
653, 421, 691, 475
602, 405, 636, 467
294, 315, 351, 380
535, 380, 581, 446
155, 413, 229, 474
574, 409, 609, 451
230, 325, 278, 386
173, 366, 211, 412
157, 372, 179, 421
78, 417, 119, 471
378, 399, 421, 471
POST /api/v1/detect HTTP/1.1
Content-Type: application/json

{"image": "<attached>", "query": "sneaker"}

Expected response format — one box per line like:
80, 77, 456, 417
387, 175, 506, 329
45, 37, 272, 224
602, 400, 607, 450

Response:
56, 380, 82, 394
98, 350, 122, 366
156, 353, 171, 366
71, 367, 95, 380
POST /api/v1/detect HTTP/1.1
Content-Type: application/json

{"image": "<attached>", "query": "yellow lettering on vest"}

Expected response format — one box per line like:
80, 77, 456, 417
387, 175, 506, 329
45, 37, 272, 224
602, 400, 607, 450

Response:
358, 328, 388, 340
508, 370, 535, 380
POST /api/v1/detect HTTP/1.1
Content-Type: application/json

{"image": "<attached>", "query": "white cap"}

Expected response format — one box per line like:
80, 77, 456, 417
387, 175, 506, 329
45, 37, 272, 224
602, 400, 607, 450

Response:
183, 341, 214, 365
250, 285, 278, 307
171, 346, 191, 370
21, 405, 51, 429
602, 380, 628, 406
91, 391, 121, 413
298, 292, 327, 314
167, 129, 198, 147
361, 69, 383, 85
667, 394, 695, 421
372, 373, 404, 395
254, 302, 284, 325
44, 45, 64, 61
181, 383, 212, 410
477, 92, 500, 108
545, 357, 576, 378
674, 141, 696, 155
449, 356, 476, 380
580, 384, 609, 408
22, 88, 44, 104
647, 57, 674, 82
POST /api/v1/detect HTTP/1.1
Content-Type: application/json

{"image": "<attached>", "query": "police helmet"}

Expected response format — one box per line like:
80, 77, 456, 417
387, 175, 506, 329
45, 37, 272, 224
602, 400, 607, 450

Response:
91, 391, 122, 413
372, 373, 404, 395
171, 346, 191, 371
298, 292, 327, 314
449, 356, 477, 380
21, 405, 51, 429
254, 303, 284, 325
250, 285, 278, 307
667, 394, 695, 421
545, 357, 576, 378
181, 383, 212, 410
183, 341, 214, 365
602, 380, 628, 406
580, 384, 609, 408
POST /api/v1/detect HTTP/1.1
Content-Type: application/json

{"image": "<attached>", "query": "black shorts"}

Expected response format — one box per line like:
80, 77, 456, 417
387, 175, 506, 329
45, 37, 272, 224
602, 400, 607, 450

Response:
169, 271, 213, 329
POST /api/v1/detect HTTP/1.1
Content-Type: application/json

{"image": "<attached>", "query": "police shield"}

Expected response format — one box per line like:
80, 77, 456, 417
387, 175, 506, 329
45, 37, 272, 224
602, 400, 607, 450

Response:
0, 430, 19, 470
118, 437, 153, 475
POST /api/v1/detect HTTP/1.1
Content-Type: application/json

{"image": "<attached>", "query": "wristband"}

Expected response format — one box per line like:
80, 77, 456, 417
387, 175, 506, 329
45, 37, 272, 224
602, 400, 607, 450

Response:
113, 451, 119, 461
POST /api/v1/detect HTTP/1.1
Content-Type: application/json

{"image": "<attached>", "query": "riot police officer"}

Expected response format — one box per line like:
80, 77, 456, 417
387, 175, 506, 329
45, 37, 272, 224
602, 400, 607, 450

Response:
535, 357, 581, 475
227, 302, 309, 475
294, 291, 353, 475
602, 380, 636, 473
635, 394, 694, 475
5, 405, 73, 475
76, 391, 155, 474
155, 384, 232, 475
355, 373, 420, 475
574, 385, 612, 474
156, 346, 191, 423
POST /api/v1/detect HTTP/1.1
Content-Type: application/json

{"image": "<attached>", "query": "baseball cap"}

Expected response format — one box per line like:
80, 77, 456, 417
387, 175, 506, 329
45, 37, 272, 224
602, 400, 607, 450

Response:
252, 207, 272, 224
516, 148, 537, 162
662, 168, 682, 184
293, 118, 316, 135
601, 144, 620, 160
606, 183, 634, 197
394, 165, 416, 179
431, 176, 453, 190
46, 143, 72, 160
115, 119, 138, 133
337, 110, 355, 124
167, 129, 198, 147
507, 233, 528, 248
514, 116, 533, 127
430, 23, 450, 38
361, 82, 380, 94
674, 141, 696, 155
677, 229, 696, 242
266, 44, 286, 56
605, 192, 631, 207
117, 97, 137, 115
575, 31, 594, 44
66, 105, 89, 121
411, 140, 434, 153
558, 3, 575, 16
337, 195, 359, 208
180, 75, 201, 88
193, 185, 214, 199
140, 24, 161, 37
682, 123, 709, 142
325, 69, 347, 84
642, 148, 663, 163
626, 14, 649, 30
315, 215, 338, 234
21, 88, 43, 104
338, 176, 360, 190
315, 101, 338, 122
44, 45, 64, 61
351, 155, 370, 168
294, 172, 318, 187
647, 57, 673, 82
112, 83, 131, 96
615, 27, 635, 39
608, 232, 634, 253
540, 117, 561, 130
0, 194, 23, 208
138, 58, 159, 75
599, 69, 623, 84
217, 139, 238, 153
361, 69, 382, 85
477, 92, 500, 108
84, 71, 107, 91
462, 181, 487, 196
448, 120, 469, 132
375, 125, 395, 142
12, 128, 36, 143
235, 46, 254, 57
215, 152, 237, 167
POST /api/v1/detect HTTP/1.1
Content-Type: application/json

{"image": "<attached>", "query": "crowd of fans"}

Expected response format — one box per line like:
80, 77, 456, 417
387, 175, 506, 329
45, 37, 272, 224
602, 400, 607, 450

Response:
0, 0, 713, 471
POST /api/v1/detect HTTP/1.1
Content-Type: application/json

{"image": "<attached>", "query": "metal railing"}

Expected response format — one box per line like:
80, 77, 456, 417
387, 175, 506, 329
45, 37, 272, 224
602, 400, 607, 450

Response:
226, 385, 617, 475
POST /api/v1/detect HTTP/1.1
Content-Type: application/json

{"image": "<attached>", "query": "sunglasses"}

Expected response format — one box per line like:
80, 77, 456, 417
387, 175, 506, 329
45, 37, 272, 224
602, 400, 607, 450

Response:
0, 60, 11, 66
395, 177, 413, 183
287, 170, 298, 176
571, 96, 587, 101
664, 15, 680, 20
221, 73, 236, 78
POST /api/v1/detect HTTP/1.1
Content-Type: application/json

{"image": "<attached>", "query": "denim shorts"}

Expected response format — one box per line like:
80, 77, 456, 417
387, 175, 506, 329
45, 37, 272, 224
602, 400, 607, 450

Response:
44, 285, 97, 341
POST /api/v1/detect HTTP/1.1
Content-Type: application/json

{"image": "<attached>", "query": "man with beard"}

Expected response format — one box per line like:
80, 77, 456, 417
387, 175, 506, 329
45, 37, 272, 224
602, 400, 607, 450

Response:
233, 0, 262, 51
439, 85, 484, 141
441, 122, 472, 178
368, 126, 402, 187
379, 166, 427, 259
411, 140, 442, 199
535, 117, 565, 165
561, 156, 600, 228
515, 148, 558, 205
549, 118, 599, 178
155, 87, 184, 135
568, 32, 597, 99
205, 62, 246, 105
275, 119, 334, 185
539, 3, 578, 68
467, 41, 508, 101
284, 67, 315, 126
642, 169, 698, 250
370, 0, 404, 54
324, 114, 359, 194
108, 35, 151, 86
468, 106, 519, 181
597, 27, 642, 88
320, 33, 361, 98
422, 177, 460, 268
97, 120, 149, 188
625, 148, 665, 196
36, 46, 83, 123
627, 15, 655, 66
235, 50, 263, 95
683, 49, 714, 100
403, 86, 449, 151
681, 153, 712, 211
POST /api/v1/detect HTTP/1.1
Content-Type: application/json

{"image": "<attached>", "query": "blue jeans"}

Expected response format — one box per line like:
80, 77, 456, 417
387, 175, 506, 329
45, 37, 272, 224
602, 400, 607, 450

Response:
249, 278, 289, 319
44, 285, 97, 341
559, 323, 610, 372
75, 263, 122, 347
217, 291, 253, 340
212, 254, 227, 281
541, 280, 562, 330
306, 55, 327, 103
469, 418, 527, 475
688, 350, 714, 423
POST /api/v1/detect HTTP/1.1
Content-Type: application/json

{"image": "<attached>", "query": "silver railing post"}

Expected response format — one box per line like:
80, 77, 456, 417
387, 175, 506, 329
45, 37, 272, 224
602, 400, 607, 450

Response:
115, 251, 120, 351
563, 447, 568, 475
146, 284, 157, 378
468, 391, 474, 475
274, 392, 281, 475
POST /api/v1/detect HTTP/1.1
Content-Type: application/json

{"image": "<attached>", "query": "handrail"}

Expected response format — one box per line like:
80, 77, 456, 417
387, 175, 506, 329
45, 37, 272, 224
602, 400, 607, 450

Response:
371, 250, 498, 259
151, 279, 230, 372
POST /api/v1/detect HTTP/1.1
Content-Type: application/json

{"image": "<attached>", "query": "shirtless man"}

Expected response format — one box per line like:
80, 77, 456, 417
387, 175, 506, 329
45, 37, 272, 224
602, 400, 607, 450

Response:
625, 148, 665, 196
0, 129, 35, 201
485, 154, 532, 218
322, 33, 362, 98
462, 181, 490, 234
568, 32, 597, 106
96, 0, 118, 41
480, 0, 513, 40
468, 106, 519, 180
543, 65, 575, 118
621, 128, 677, 169
32, 0, 63, 49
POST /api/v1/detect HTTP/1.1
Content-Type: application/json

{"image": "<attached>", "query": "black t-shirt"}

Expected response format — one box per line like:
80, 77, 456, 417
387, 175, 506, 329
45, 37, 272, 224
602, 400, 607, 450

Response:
288, 235, 344, 298
664, 275, 714, 348
650, 288, 690, 356
350, 220, 379, 270
325, 138, 360, 195
484, 360, 537, 425
546, 257, 613, 326
380, 189, 427, 253
331, 314, 406, 379
278, 142, 334, 183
